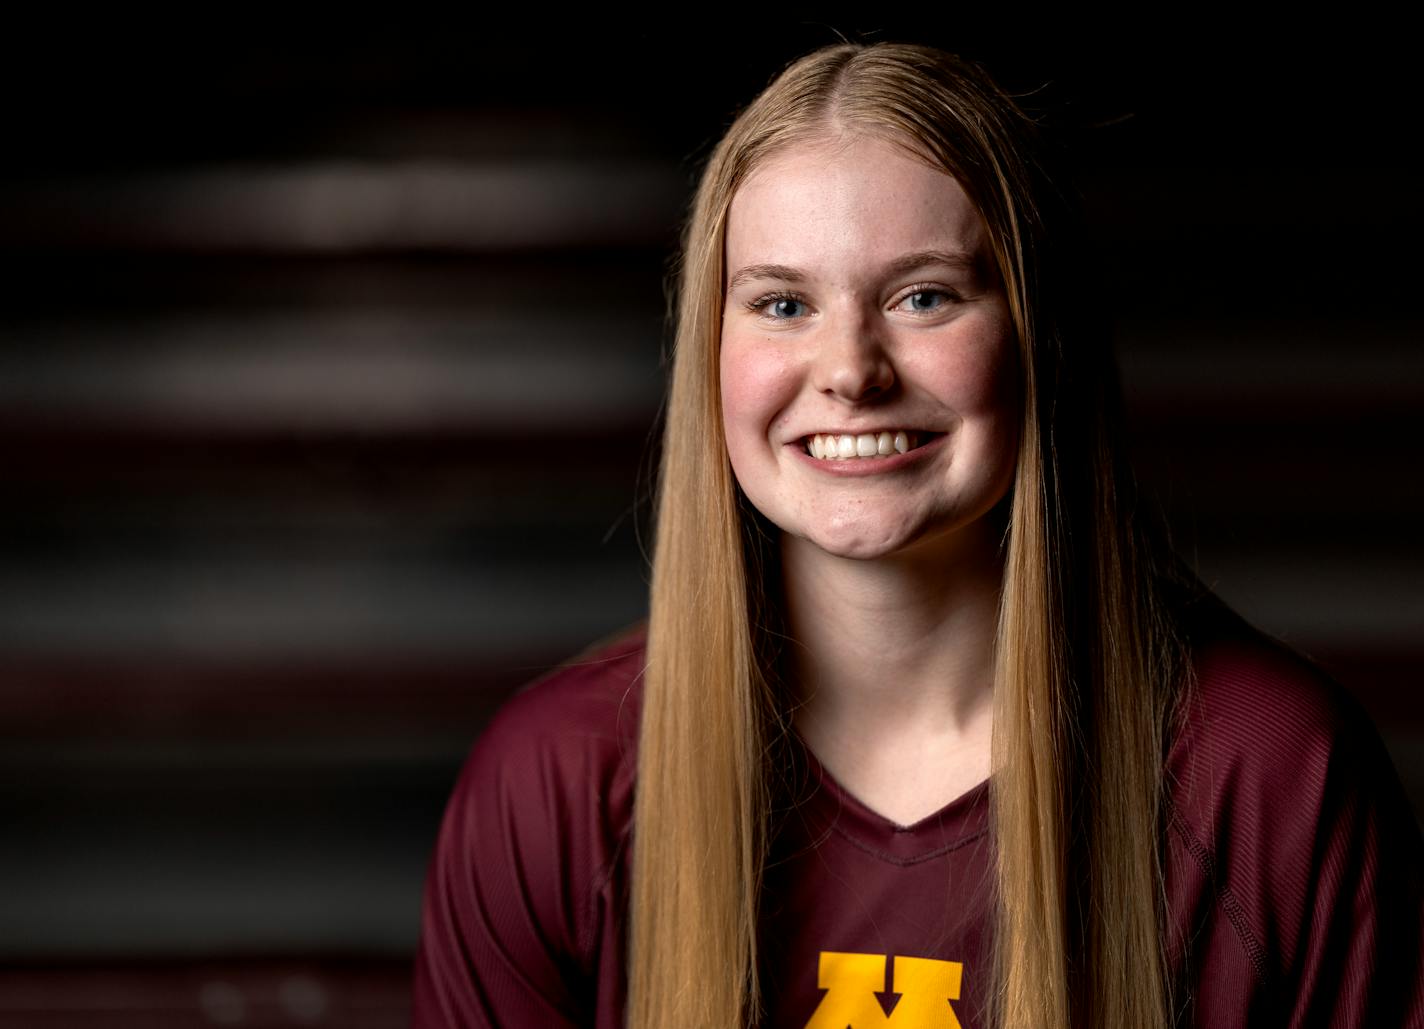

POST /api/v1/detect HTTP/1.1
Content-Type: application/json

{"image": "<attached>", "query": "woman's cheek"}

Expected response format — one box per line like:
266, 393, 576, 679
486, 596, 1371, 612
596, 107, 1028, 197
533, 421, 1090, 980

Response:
719, 336, 799, 449
914, 322, 1016, 413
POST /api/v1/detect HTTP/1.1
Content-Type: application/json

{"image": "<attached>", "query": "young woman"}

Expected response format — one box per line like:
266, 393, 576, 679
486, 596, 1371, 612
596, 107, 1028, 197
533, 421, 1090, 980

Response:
412, 43, 1424, 1028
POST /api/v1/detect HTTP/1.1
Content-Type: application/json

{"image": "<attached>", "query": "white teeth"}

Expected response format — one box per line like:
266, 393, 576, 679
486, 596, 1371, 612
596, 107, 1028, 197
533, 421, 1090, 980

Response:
807, 431, 924, 461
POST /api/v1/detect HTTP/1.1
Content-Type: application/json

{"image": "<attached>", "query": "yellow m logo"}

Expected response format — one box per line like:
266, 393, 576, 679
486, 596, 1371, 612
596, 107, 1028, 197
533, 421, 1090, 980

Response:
803, 951, 963, 1028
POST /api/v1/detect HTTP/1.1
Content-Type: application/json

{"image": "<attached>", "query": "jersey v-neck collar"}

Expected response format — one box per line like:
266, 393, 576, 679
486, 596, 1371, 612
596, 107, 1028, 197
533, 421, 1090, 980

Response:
773, 733, 992, 867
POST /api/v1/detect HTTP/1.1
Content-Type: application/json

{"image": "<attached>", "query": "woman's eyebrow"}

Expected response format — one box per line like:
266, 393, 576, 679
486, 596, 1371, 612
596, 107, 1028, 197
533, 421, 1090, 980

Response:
726, 263, 803, 292
885, 248, 978, 276
726, 249, 978, 293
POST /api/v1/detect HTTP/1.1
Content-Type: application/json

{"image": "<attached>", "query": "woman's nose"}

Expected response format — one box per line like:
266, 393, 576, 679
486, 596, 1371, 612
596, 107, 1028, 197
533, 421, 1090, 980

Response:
811, 317, 895, 403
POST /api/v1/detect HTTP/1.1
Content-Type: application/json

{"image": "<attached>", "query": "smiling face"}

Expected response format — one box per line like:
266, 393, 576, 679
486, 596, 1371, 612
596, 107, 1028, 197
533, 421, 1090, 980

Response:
719, 132, 1020, 563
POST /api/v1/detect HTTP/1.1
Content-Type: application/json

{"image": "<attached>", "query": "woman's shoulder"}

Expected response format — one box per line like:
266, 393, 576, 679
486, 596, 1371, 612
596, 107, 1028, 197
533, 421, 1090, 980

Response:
480, 623, 647, 757
447, 618, 647, 819
1163, 592, 1412, 844
1166, 596, 1386, 805
458, 620, 649, 836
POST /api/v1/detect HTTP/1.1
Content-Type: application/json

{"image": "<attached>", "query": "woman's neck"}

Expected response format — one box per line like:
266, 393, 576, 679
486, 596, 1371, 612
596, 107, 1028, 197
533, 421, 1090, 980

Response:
779, 519, 1003, 819
783, 519, 1002, 720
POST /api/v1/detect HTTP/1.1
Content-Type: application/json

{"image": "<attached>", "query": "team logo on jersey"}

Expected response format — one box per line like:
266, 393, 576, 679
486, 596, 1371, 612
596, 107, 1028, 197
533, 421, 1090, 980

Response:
803, 951, 964, 1028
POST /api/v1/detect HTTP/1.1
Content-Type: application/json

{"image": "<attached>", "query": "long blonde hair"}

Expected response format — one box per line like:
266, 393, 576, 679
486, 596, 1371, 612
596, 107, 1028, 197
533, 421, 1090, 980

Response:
631, 42, 1184, 1028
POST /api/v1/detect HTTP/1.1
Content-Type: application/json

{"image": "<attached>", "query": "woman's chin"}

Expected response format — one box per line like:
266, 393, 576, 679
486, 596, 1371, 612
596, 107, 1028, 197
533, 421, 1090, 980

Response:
786, 524, 926, 563
785, 514, 1003, 566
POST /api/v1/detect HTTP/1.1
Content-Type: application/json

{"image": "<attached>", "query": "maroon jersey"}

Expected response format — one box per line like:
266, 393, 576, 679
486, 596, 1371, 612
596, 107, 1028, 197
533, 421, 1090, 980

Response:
411, 614, 1424, 1027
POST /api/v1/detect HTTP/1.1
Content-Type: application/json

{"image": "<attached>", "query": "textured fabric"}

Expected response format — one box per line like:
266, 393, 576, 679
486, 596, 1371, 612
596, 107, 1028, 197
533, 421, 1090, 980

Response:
411, 614, 1424, 1027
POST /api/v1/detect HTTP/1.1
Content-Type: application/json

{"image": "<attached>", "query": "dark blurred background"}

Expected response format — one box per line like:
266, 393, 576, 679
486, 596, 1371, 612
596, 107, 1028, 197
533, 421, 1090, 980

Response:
1, 20, 1419, 1028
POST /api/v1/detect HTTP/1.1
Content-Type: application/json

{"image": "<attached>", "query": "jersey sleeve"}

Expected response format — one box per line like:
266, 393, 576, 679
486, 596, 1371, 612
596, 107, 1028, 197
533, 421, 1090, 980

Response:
1280, 697, 1424, 1026
410, 636, 642, 1029
410, 711, 585, 1028
1167, 626, 1424, 1026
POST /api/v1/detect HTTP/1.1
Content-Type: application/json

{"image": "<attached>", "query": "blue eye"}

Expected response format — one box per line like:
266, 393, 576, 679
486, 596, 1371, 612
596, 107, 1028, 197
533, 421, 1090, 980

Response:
747, 291, 808, 320
901, 289, 952, 313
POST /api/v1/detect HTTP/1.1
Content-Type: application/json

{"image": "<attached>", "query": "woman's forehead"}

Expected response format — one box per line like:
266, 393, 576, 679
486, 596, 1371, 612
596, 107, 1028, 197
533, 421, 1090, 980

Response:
725, 135, 990, 278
